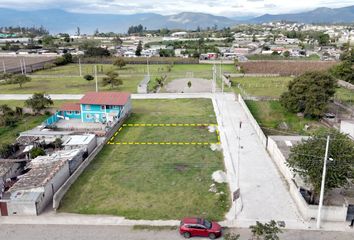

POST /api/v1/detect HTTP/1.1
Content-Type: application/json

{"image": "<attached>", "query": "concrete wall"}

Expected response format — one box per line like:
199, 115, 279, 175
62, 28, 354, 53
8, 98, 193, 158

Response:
53, 112, 131, 210
267, 136, 348, 222
0, 163, 22, 199
238, 94, 267, 147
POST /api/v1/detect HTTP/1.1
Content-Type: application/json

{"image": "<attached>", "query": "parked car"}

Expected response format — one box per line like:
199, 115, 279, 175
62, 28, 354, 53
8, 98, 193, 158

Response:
179, 217, 222, 239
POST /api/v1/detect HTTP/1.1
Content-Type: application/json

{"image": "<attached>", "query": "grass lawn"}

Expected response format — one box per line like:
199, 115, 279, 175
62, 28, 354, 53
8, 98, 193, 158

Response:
246, 100, 325, 135
59, 99, 230, 220
0, 114, 47, 145
231, 77, 293, 98
0, 64, 236, 94
335, 88, 354, 106
0, 75, 141, 94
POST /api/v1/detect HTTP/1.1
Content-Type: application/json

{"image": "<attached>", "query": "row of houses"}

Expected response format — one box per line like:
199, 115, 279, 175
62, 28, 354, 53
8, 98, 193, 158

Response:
0, 92, 131, 216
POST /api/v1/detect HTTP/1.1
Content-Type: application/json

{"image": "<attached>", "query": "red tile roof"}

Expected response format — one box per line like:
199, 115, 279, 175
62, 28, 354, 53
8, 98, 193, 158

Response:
79, 92, 130, 106
60, 103, 81, 111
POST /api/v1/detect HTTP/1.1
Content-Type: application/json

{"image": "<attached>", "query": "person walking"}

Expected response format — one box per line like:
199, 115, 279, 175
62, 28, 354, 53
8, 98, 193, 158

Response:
350, 218, 354, 228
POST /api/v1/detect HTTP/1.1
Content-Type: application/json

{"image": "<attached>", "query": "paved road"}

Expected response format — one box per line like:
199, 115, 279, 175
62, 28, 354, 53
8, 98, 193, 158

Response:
215, 94, 303, 228
0, 225, 353, 240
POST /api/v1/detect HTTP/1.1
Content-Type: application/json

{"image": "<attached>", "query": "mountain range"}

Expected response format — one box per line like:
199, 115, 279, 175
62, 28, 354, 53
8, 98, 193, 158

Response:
0, 5, 353, 34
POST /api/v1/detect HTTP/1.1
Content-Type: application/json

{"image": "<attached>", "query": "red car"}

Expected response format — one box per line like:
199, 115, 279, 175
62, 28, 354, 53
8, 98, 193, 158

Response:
179, 217, 222, 239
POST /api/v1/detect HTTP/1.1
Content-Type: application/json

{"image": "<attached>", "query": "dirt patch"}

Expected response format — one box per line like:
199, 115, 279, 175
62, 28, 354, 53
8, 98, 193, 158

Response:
165, 78, 217, 93
174, 163, 189, 172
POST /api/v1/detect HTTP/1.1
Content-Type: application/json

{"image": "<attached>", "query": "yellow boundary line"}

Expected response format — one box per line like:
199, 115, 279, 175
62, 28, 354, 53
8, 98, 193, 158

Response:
108, 123, 221, 146
122, 123, 217, 127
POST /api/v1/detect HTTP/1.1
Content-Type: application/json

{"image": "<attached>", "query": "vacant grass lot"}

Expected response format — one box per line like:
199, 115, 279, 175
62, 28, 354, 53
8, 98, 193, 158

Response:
0, 114, 47, 145
231, 77, 292, 98
246, 100, 325, 135
60, 99, 230, 220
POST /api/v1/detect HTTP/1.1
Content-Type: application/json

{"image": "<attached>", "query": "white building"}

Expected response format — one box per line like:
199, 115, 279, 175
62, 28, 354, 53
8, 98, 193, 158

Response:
62, 134, 97, 155
340, 120, 354, 140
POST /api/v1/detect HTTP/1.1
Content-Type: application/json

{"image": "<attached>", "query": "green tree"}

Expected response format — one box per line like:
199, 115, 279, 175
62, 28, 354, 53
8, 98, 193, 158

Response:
283, 51, 290, 58
250, 220, 282, 240
317, 33, 330, 46
135, 41, 143, 56
53, 138, 63, 150
287, 129, 354, 198
330, 61, 354, 83
30, 147, 46, 159
83, 74, 94, 82
280, 71, 337, 117
102, 71, 122, 89
112, 36, 123, 46
113, 57, 126, 69
25, 93, 54, 114
9, 75, 31, 88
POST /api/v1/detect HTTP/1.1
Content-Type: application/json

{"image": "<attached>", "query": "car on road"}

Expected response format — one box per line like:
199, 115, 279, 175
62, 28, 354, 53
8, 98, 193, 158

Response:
179, 217, 222, 239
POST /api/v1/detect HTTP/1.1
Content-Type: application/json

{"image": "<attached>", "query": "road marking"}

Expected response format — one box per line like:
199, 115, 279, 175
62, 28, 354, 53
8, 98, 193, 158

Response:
108, 123, 220, 146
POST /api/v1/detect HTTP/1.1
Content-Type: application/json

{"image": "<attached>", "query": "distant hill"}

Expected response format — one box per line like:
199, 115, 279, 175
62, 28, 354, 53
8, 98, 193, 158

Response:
0, 9, 236, 34
251, 5, 354, 24
1, 5, 354, 34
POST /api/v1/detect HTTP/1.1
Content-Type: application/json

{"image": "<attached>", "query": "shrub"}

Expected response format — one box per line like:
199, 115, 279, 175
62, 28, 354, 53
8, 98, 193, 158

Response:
30, 147, 46, 159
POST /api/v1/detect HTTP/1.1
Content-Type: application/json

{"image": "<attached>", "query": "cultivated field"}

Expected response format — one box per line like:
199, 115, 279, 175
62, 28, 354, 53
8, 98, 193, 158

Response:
0, 56, 56, 73
239, 61, 337, 76
59, 99, 230, 220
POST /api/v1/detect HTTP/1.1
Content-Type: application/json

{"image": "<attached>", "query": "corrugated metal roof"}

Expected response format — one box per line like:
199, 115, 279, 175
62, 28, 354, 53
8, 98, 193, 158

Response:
79, 92, 130, 106
60, 102, 81, 111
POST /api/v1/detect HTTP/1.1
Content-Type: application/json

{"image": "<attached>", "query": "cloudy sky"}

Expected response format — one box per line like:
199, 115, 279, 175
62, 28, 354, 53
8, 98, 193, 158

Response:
0, 0, 353, 17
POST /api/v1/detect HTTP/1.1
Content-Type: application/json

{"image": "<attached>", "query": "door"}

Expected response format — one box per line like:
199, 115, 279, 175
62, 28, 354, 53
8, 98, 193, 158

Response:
0, 202, 8, 216
193, 225, 208, 237
346, 204, 354, 221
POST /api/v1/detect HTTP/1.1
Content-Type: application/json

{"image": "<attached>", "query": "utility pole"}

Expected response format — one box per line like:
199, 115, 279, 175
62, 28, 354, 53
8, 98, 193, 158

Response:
220, 58, 224, 93
79, 58, 82, 77
316, 135, 330, 229
147, 57, 150, 78
95, 65, 98, 92
212, 64, 216, 93
2, 60, 5, 73
20, 59, 24, 75
23, 58, 27, 74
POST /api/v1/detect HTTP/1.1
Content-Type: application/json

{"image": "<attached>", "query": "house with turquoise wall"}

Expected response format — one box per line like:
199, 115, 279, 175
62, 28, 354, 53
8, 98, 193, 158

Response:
58, 92, 131, 124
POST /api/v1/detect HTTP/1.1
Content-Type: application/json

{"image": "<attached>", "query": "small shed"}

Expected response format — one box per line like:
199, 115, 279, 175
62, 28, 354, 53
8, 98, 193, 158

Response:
62, 134, 97, 155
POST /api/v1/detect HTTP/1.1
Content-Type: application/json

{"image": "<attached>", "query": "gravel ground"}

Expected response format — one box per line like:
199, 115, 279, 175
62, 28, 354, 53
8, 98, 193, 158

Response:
165, 78, 217, 93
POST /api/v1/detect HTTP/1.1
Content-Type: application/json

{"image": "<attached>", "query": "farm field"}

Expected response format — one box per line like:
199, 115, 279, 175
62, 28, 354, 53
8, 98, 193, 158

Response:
0, 56, 56, 73
245, 100, 325, 135
59, 99, 230, 220
239, 60, 337, 75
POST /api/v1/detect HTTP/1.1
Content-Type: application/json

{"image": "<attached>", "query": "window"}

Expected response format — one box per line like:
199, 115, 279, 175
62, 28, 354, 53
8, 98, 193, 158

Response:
67, 111, 72, 114
101, 105, 105, 110
85, 105, 91, 110
75, 111, 80, 114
